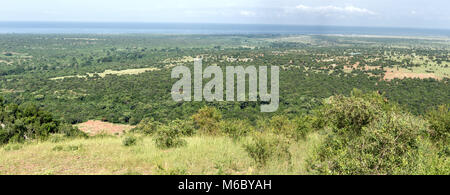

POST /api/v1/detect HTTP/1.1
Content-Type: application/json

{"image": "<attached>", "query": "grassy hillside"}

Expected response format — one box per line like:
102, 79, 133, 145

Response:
0, 133, 322, 175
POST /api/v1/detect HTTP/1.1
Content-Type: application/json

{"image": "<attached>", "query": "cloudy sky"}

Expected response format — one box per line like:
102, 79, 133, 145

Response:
0, 0, 449, 29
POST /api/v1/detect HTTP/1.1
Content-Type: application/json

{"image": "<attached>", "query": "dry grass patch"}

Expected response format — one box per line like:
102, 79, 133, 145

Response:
383, 71, 441, 81
89, 68, 160, 78
50, 67, 160, 80
0, 133, 323, 175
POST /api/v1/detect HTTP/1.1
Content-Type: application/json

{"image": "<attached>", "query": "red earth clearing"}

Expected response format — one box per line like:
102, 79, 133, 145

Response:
75, 120, 135, 135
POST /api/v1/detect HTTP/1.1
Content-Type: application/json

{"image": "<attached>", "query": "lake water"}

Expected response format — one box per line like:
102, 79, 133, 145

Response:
0, 22, 449, 36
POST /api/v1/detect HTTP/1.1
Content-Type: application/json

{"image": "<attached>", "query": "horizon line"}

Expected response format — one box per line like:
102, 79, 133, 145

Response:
0, 21, 449, 31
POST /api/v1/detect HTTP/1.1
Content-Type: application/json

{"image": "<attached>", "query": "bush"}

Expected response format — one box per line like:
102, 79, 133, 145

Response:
3, 143, 23, 151
89, 132, 115, 139
243, 133, 291, 167
307, 91, 436, 175
65, 144, 82, 151
415, 137, 450, 175
171, 119, 196, 136
0, 101, 85, 144
58, 123, 87, 138
131, 118, 161, 135
426, 105, 449, 145
269, 115, 308, 141
48, 134, 66, 143
269, 115, 293, 135
52, 144, 83, 152
52, 145, 64, 151
293, 115, 313, 140
255, 117, 269, 132
320, 90, 391, 136
122, 135, 138, 146
192, 106, 222, 135
154, 122, 186, 149
221, 119, 252, 141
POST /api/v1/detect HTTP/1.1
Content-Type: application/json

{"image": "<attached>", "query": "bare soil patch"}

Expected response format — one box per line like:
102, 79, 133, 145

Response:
75, 120, 135, 135
383, 71, 441, 81
50, 67, 160, 80
341, 62, 441, 81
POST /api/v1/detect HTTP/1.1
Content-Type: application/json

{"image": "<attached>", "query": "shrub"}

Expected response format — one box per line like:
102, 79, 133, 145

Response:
269, 115, 292, 134
425, 105, 450, 156
131, 118, 161, 135
309, 109, 327, 130
89, 132, 115, 139
307, 91, 434, 175
415, 137, 450, 175
293, 115, 313, 140
426, 105, 449, 144
243, 133, 291, 167
192, 106, 222, 135
52, 145, 64, 151
3, 143, 23, 151
48, 134, 66, 143
65, 144, 82, 151
154, 122, 186, 149
255, 117, 269, 132
221, 119, 252, 141
320, 90, 390, 136
122, 134, 138, 146
58, 124, 87, 138
269, 115, 306, 141
52, 144, 83, 152
156, 165, 188, 175
0, 101, 85, 144
171, 119, 196, 136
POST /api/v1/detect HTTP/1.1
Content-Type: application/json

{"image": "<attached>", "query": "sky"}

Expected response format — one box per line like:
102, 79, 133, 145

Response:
0, 0, 449, 29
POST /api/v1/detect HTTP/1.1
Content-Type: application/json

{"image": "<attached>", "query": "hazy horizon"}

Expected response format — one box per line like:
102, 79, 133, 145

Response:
1, 0, 449, 30
0, 21, 449, 31
1, 22, 449, 36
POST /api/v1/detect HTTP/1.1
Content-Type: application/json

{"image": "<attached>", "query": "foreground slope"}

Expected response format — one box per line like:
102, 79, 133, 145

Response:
0, 133, 322, 175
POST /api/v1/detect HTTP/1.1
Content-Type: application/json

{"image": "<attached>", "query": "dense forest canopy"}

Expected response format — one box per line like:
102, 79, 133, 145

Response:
0, 34, 448, 125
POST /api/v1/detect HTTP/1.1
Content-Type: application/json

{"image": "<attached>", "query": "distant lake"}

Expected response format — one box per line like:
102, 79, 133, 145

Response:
0, 22, 449, 36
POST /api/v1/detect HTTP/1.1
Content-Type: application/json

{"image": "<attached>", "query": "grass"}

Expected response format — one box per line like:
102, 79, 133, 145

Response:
0, 133, 323, 175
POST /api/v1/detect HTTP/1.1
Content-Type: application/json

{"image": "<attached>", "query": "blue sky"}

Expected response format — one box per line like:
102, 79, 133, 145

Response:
0, 0, 449, 29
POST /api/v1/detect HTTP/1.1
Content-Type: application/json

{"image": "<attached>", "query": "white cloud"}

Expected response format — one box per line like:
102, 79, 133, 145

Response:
240, 10, 256, 17
295, 4, 377, 15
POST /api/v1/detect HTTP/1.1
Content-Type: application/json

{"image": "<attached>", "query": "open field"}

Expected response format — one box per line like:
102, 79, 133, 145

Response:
383, 68, 443, 80
50, 67, 160, 80
0, 133, 322, 175
386, 55, 450, 79
342, 62, 447, 80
